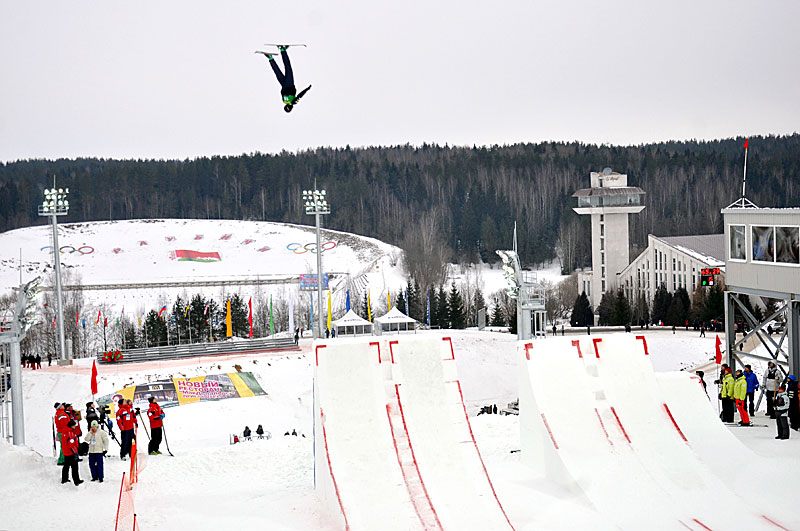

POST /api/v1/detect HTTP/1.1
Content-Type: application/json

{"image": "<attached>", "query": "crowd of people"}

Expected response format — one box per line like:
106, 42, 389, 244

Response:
52, 396, 166, 486
714, 362, 799, 439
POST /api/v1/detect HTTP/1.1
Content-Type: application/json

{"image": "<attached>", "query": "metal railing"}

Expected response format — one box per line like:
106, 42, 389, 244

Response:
97, 336, 298, 364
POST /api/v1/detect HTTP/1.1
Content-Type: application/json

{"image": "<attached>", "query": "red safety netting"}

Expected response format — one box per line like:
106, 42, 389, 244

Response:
115, 426, 148, 531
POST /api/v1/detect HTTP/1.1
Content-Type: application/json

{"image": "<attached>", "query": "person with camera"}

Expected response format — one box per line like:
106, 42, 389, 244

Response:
61, 420, 83, 486
84, 420, 109, 481
146, 396, 165, 455
116, 398, 136, 460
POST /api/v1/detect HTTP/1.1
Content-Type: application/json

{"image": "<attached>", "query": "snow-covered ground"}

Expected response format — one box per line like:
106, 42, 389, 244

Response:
2, 328, 798, 530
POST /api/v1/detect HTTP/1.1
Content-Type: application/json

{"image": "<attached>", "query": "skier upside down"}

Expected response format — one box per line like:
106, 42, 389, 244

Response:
256, 45, 311, 113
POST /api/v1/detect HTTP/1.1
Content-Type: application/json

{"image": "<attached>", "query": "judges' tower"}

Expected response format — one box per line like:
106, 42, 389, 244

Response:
573, 168, 645, 311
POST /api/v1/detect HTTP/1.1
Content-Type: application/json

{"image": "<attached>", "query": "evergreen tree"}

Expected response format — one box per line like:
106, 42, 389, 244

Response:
690, 286, 707, 323
651, 284, 672, 325
188, 293, 208, 342
171, 296, 188, 343
703, 284, 725, 322
507, 303, 518, 335
144, 310, 167, 347
665, 296, 687, 326
673, 287, 691, 326
570, 292, 593, 327
597, 292, 615, 326
229, 293, 249, 337
490, 298, 505, 326
395, 290, 407, 315
435, 285, 448, 328
612, 289, 632, 325
447, 283, 466, 329
472, 288, 486, 327
360, 294, 371, 321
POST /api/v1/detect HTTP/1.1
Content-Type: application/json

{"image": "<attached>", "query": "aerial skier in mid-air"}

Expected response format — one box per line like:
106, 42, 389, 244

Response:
255, 44, 311, 113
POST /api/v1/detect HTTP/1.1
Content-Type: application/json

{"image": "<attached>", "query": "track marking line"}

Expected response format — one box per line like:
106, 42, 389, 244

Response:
635, 335, 649, 355
663, 404, 689, 443
320, 408, 350, 530
524, 343, 533, 360
592, 338, 603, 358
609, 407, 632, 444
389, 340, 399, 363
314, 344, 327, 366
571, 340, 583, 358
369, 341, 381, 363
594, 408, 614, 448
442, 337, 455, 360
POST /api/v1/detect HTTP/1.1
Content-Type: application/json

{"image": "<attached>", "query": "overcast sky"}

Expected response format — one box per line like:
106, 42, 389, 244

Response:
1, 0, 798, 162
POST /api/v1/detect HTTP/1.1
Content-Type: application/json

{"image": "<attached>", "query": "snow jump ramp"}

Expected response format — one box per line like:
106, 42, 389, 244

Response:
314, 335, 514, 531
519, 334, 793, 530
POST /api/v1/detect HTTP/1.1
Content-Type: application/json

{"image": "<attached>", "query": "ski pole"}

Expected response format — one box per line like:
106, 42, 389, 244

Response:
135, 411, 151, 440
162, 424, 174, 457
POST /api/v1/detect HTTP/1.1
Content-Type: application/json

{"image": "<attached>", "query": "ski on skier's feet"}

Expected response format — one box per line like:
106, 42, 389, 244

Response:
263, 43, 307, 49
723, 422, 769, 427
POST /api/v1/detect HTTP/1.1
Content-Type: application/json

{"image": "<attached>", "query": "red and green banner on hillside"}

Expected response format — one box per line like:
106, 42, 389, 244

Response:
169, 250, 222, 262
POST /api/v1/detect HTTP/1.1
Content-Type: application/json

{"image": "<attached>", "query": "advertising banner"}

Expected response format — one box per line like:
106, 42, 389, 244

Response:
98, 372, 265, 414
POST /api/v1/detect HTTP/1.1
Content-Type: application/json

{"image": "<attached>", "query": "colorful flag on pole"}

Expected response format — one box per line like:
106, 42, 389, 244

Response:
248, 298, 253, 338
269, 295, 274, 336
346, 290, 350, 312
367, 290, 372, 322
158, 305, 167, 319
203, 303, 210, 316
715, 335, 723, 365
185, 305, 190, 318
226, 300, 232, 338
327, 291, 332, 331
744, 138, 749, 149
82, 318, 86, 329
96, 309, 102, 325
104, 317, 108, 328
52, 315, 56, 328
90, 360, 98, 395
76, 310, 80, 327
387, 290, 391, 310
405, 289, 408, 315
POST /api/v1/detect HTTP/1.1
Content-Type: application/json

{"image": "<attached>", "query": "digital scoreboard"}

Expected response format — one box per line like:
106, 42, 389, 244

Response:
700, 267, 721, 286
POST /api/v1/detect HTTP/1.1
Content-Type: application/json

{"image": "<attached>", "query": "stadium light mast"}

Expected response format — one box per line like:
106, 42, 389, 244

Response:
303, 186, 330, 339
38, 181, 70, 362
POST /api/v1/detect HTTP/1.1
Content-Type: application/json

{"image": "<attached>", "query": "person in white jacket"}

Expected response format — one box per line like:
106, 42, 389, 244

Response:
84, 420, 109, 482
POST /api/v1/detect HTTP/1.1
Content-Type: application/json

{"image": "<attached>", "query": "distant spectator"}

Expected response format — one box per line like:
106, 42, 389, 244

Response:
256, 425, 265, 439
775, 384, 790, 439
552, 324, 557, 336
294, 328, 299, 345
743, 364, 759, 416
699, 324, 706, 337
719, 368, 735, 423
243, 426, 252, 440
84, 420, 109, 482
696, 370, 708, 399
85, 402, 99, 434
35, 354, 42, 369
764, 361, 779, 418
325, 329, 330, 339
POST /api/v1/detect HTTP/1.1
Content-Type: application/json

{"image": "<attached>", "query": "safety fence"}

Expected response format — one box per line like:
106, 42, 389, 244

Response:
115, 427, 148, 531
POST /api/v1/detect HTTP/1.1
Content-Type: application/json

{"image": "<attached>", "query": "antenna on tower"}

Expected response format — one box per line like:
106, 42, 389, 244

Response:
726, 138, 758, 209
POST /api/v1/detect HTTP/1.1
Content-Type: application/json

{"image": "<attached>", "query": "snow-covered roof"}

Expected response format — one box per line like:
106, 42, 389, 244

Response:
332, 309, 372, 327
374, 307, 417, 324
655, 234, 725, 266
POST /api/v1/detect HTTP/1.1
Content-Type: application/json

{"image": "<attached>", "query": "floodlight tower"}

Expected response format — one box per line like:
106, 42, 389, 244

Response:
303, 187, 330, 339
572, 169, 645, 311
38, 183, 70, 361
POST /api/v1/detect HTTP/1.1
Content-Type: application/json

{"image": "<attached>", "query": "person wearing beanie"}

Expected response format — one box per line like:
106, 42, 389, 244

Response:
764, 361, 780, 418
146, 396, 165, 455
54, 402, 70, 465
733, 369, 751, 426
719, 367, 736, 423
775, 384, 791, 439
60, 420, 83, 486
787, 374, 800, 430
84, 420, 109, 481
84, 402, 99, 433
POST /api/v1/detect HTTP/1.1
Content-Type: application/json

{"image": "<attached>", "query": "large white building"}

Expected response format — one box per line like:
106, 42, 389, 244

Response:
618, 234, 726, 304
573, 169, 645, 309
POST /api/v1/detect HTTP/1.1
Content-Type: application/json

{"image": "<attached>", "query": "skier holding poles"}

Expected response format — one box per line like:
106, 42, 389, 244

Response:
255, 44, 311, 113
146, 396, 165, 455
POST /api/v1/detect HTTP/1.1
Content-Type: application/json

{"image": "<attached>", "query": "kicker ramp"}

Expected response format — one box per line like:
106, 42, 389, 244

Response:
588, 334, 788, 530
314, 335, 514, 531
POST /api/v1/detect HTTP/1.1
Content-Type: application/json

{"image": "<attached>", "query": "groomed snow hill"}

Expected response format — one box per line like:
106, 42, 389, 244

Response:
2, 329, 799, 530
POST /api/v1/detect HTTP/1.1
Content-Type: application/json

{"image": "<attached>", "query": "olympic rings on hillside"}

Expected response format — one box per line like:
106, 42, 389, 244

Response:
286, 241, 337, 254
40, 245, 95, 255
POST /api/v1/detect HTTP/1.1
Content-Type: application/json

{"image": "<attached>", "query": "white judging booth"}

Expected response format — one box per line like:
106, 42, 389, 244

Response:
374, 307, 417, 335
331, 309, 374, 336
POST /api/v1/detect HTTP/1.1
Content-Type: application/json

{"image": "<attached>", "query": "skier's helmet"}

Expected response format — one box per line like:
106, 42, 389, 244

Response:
284, 104, 293, 113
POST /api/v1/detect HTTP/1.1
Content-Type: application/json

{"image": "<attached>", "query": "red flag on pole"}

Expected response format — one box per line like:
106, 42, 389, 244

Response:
743, 139, 749, 149
715, 335, 723, 364
104, 317, 108, 328
91, 360, 98, 395
248, 298, 253, 338
76, 310, 80, 327
96, 309, 101, 325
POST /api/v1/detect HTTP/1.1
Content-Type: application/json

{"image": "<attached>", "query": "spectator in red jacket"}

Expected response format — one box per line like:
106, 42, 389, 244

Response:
146, 397, 165, 455
60, 420, 83, 486
54, 402, 70, 465
116, 399, 136, 460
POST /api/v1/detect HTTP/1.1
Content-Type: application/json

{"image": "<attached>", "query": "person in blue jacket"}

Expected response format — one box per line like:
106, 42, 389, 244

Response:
743, 364, 759, 416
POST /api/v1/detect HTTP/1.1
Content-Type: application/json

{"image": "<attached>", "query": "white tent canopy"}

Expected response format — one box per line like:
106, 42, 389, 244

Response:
374, 307, 417, 334
332, 309, 374, 336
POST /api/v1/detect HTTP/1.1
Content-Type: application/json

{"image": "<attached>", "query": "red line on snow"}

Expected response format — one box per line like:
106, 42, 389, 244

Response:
691, 518, 712, 530
592, 338, 603, 358
393, 384, 442, 530
610, 407, 632, 444
524, 343, 533, 360
314, 344, 327, 366
389, 340, 399, 363
635, 335, 649, 355
453, 380, 516, 530
541, 414, 559, 450
761, 515, 790, 530
663, 404, 689, 443
594, 408, 614, 447
369, 341, 382, 363
571, 340, 583, 358
320, 408, 350, 531
442, 336, 455, 360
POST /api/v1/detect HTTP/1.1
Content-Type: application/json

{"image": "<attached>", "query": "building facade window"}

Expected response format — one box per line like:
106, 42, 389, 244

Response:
777, 226, 800, 264
600, 238, 605, 250
752, 226, 774, 262
600, 224, 605, 236
729, 225, 746, 260
601, 280, 606, 293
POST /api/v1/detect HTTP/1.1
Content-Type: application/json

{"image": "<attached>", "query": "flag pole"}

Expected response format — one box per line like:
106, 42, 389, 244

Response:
741, 139, 749, 199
